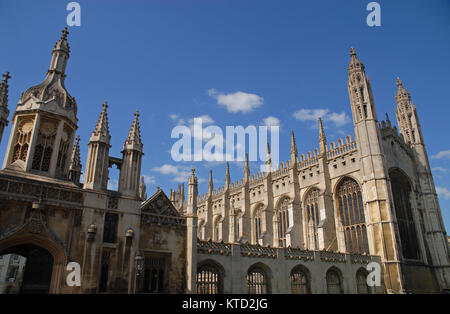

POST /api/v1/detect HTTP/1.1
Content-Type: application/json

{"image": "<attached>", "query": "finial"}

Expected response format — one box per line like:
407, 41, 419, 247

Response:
266, 142, 270, 154
157, 185, 161, 191
134, 110, 139, 118
350, 47, 356, 56
396, 77, 402, 87
61, 27, 69, 40
102, 101, 108, 109
191, 167, 195, 175
2, 71, 11, 83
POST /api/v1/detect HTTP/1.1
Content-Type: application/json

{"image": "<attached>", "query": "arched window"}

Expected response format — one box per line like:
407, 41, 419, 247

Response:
247, 266, 269, 294
326, 269, 342, 294
198, 220, 205, 240
290, 267, 310, 294
277, 198, 290, 247
305, 188, 320, 250
31, 120, 57, 172
337, 178, 369, 254
213, 216, 222, 241
390, 170, 420, 260
11, 119, 34, 164
197, 262, 223, 294
253, 205, 263, 244
356, 269, 371, 294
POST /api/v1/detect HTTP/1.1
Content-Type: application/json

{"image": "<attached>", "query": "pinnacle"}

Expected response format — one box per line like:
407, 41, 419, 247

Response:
61, 27, 69, 40
125, 109, 143, 147
70, 135, 81, 170
92, 102, 110, 139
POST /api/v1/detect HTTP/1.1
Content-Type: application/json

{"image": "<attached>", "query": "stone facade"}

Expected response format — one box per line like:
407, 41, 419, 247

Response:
0, 28, 448, 294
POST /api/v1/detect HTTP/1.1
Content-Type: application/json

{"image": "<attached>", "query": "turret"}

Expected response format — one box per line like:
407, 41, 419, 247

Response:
244, 153, 250, 183
207, 170, 213, 197
2, 28, 77, 179
118, 111, 143, 197
68, 135, 82, 184
0, 72, 11, 145
225, 162, 230, 191
318, 118, 327, 155
186, 167, 198, 293
290, 130, 298, 165
83, 102, 111, 190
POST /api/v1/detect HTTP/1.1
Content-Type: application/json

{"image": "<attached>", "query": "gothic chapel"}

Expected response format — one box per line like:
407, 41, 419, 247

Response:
0, 28, 448, 294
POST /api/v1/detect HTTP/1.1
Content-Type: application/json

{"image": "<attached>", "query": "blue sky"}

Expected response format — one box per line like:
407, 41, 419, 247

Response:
0, 0, 450, 229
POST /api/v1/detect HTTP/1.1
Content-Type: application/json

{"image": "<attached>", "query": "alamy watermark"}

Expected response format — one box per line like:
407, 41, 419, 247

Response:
171, 118, 280, 171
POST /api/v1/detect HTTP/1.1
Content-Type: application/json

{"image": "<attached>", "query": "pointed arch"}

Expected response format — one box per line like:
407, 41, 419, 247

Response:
335, 176, 369, 254
247, 262, 271, 294
290, 265, 311, 294
197, 259, 225, 294
303, 187, 320, 250
326, 266, 343, 294
356, 268, 371, 294
275, 196, 290, 247
389, 168, 420, 260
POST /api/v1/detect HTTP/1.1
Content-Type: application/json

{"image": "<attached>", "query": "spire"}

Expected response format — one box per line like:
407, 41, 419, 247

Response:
68, 135, 82, 184
265, 142, 272, 173
124, 110, 143, 151
395, 77, 411, 102
348, 46, 365, 72
48, 27, 70, 77
318, 118, 327, 154
225, 162, 230, 189
0, 71, 11, 109
16, 27, 77, 126
189, 167, 198, 185
385, 113, 391, 127
139, 176, 147, 200
290, 130, 298, 164
208, 170, 213, 196
90, 102, 111, 143
244, 153, 250, 182
181, 183, 185, 202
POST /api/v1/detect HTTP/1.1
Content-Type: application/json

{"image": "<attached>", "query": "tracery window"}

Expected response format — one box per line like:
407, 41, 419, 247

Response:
390, 170, 420, 260
326, 269, 342, 294
277, 198, 290, 247
213, 216, 222, 241
290, 267, 309, 294
247, 266, 268, 294
253, 205, 263, 244
56, 128, 71, 173
31, 120, 57, 172
12, 119, 34, 164
337, 178, 369, 254
356, 269, 371, 294
197, 263, 223, 294
305, 189, 320, 250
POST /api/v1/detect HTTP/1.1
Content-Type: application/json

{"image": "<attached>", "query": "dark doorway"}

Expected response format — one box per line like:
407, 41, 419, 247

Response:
1, 244, 53, 294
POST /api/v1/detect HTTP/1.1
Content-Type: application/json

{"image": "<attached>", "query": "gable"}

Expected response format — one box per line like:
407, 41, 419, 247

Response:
140, 189, 186, 228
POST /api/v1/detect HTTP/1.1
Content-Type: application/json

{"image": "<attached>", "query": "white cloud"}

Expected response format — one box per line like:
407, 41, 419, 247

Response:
436, 186, 450, 200
326, 112, 350, 127
263, 116, 281, 128
432, 150, 450, 160
432, 167, 449, 173
152, 164, 192, 183
208, 89, 263, 113
293, 109, 329, 121
293, 108, 350, 128
142, 174, 156, 185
